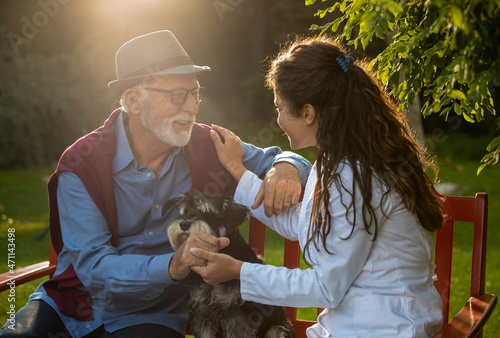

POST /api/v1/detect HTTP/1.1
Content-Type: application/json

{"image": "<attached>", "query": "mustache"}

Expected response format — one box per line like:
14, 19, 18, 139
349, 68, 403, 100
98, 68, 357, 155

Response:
172, 112, 196, 122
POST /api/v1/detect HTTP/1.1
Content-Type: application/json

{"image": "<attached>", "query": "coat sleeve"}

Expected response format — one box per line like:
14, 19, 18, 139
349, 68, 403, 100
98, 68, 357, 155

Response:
241, 142, 311, 186
239, 167, 377, 309
234, 170, 300, 240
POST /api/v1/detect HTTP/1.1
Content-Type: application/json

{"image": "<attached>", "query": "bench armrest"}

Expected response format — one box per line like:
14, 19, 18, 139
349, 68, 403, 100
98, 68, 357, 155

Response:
0, 261, 56, 292
433, 294, 497, 338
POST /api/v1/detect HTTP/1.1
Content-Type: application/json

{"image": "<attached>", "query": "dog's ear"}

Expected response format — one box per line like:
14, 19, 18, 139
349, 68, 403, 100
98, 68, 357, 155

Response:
223, 196, 252, 228
162, 195, 183, 216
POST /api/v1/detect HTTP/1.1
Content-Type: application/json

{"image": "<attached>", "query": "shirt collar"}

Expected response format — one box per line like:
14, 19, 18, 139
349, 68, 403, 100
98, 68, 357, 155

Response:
113, 111, 135, 174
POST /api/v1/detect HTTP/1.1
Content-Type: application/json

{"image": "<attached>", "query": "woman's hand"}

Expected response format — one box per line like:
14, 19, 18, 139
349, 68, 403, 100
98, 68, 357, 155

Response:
210, 125, 247, 182
190, 247, 243, 285
169, 233, 230, 281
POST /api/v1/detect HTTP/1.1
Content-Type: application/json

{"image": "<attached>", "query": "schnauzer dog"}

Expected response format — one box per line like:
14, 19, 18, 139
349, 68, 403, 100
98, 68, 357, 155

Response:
163, 191, 295, 338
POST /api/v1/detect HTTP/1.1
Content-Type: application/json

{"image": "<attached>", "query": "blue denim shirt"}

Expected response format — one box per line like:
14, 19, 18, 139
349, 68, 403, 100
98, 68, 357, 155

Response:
30, 112, 311, 337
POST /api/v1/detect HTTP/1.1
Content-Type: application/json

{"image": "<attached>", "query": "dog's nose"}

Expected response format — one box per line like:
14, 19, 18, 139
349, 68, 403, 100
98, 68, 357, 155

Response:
180, 221, 191, 231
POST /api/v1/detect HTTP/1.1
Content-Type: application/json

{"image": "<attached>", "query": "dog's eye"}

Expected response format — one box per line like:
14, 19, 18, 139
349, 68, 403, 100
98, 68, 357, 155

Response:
204, 213, 223, 224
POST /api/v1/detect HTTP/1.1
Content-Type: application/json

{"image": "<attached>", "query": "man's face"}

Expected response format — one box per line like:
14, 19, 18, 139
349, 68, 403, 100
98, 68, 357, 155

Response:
140, 74, 200, 147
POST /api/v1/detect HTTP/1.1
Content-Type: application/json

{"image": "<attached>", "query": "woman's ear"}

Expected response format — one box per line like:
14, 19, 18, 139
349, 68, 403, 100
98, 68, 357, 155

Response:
123, 88, 142, 115
302, 104, 316, 126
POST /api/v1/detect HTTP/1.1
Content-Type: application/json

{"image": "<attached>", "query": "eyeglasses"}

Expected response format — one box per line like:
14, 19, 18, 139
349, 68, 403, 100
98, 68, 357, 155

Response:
143, 87, 203, 104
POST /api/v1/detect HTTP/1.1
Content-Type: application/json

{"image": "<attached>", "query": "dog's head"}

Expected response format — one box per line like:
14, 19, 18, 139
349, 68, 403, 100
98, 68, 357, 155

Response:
162, 191, 251, 250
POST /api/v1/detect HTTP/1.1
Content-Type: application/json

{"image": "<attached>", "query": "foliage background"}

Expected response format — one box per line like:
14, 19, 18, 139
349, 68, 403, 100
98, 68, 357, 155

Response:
306, 0, 500, 172
0, 0, 322, 169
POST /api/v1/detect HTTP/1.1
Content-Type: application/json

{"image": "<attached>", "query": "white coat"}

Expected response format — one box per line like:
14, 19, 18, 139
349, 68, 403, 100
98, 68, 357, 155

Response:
235, 161, 442, 337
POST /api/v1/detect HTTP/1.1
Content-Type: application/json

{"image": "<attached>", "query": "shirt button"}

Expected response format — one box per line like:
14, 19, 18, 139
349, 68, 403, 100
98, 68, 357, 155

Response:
110, 304, 115, 309
85, 324, 90, 329
147, 173, 152, 178
148, 231, 154, 236
155, 204, 160, 210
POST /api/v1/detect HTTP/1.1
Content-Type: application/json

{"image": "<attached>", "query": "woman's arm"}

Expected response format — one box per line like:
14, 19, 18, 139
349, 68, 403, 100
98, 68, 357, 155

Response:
210, 125, 308, 217
209, 128, 246, 182
235, 170, 300, 240
192, 165, 377, 309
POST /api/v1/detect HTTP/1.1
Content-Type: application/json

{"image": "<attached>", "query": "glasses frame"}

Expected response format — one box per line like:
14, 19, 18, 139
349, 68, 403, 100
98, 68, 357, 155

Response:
143, 87, 203, 104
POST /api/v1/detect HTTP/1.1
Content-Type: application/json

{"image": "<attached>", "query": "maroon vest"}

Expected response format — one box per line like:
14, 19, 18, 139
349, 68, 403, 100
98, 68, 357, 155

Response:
43, 108, 236, 321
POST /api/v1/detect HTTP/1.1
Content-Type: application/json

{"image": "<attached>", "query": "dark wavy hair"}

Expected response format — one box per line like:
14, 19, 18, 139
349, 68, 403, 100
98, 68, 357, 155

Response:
265, 36, 443, 263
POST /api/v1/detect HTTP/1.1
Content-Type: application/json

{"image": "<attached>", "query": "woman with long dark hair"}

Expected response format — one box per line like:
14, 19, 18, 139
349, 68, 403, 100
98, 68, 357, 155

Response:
191, 36, 444, 337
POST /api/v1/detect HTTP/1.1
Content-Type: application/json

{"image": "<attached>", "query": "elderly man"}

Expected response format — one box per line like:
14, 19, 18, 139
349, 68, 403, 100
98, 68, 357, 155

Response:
0, 31, 310, 337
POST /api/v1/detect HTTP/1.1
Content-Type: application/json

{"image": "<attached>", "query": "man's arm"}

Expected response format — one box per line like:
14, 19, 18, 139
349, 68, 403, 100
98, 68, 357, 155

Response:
57, 173, 174, 296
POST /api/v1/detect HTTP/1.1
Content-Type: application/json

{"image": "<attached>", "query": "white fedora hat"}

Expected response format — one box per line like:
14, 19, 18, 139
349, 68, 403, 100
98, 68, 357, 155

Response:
108, 30, 210, 95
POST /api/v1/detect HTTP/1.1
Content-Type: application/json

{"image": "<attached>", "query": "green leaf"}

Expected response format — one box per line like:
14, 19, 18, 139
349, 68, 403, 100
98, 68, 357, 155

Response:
375, 25, 385, 39
450, 5, 464, 29
389, 70, 400, 86
478, 137, 500, 174
487, 136, 500, 152
360, 32, 372, 50
454, 102, 462, 115
344, 26, 353, 40
327, 17, 338, 32
408, 91, 415, 105
385, 0, 403, 16
463, 111, 476, 123
424, 63, 434, 79
352, 0, 368, 13
450, 89, 467, 101
305, 0, 317, 5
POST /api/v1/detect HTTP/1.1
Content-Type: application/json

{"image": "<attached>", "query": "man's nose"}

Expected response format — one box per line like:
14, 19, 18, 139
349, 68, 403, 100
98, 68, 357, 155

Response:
182, 92, 200, 115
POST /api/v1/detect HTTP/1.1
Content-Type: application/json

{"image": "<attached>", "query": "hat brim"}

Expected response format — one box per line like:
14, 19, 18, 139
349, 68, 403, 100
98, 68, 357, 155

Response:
108, 64, 211, 96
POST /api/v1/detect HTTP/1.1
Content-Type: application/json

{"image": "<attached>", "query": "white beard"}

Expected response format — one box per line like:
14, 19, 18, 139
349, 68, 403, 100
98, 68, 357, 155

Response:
141, 97, 195, 147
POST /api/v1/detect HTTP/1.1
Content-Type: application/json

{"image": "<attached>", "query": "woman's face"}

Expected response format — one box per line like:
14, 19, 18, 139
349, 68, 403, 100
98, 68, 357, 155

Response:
274, 93, 317, 149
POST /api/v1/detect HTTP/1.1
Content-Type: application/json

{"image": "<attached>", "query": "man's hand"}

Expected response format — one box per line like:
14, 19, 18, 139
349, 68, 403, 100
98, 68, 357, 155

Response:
253, 162, 301, 217
168, 231, 229, 280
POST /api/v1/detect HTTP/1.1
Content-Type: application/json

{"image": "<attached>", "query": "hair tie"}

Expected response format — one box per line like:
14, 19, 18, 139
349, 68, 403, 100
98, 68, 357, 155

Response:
336, 56, 355, 72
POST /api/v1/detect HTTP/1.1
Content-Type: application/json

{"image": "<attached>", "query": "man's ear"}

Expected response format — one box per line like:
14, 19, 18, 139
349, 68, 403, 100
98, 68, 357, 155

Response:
123, 88, 142, 115
302, 104, 316, 126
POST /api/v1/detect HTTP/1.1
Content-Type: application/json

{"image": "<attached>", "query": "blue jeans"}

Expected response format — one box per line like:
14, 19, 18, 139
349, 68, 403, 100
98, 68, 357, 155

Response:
0, 300, 183, 338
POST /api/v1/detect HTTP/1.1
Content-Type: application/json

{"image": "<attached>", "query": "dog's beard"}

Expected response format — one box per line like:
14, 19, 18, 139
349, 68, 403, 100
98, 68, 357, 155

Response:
141, 95, 194, 147
167, 220, 213, 250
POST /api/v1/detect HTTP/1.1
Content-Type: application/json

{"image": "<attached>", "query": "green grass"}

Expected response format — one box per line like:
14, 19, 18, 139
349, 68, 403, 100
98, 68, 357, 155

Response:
0, 167, 54, 323
0, 132, 499, 336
